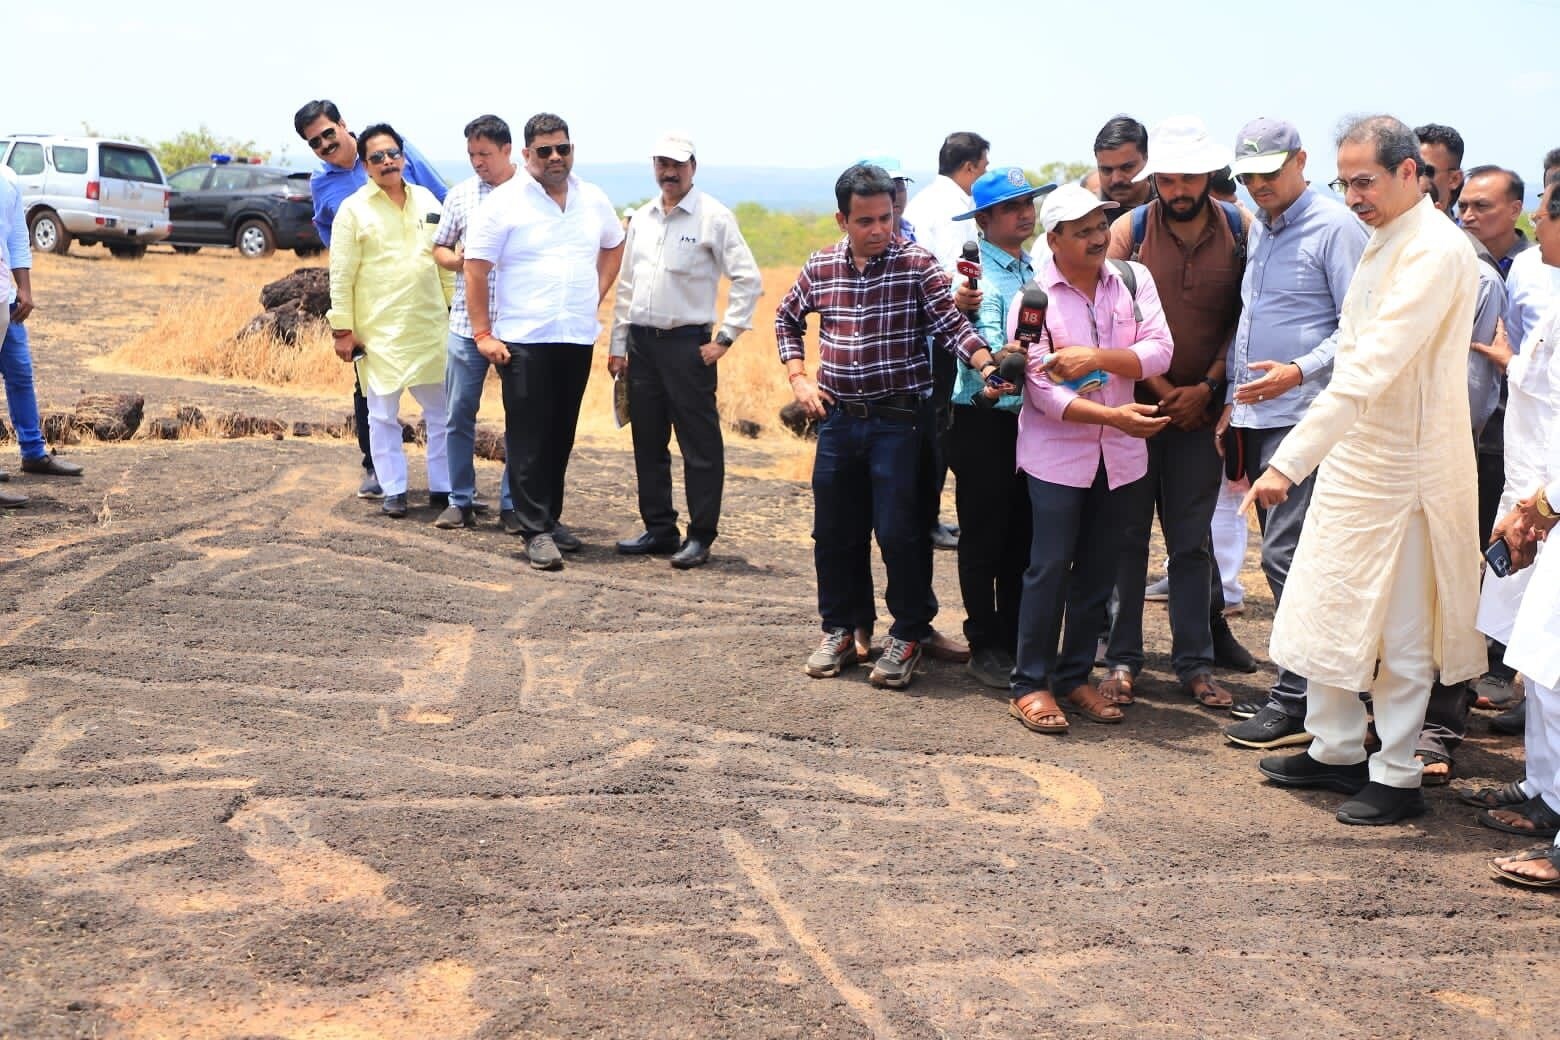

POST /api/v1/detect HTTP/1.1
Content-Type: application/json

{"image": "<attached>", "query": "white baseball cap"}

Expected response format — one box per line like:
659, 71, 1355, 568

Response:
1134, 115, 1231, 180
651, 132, 695, 162
1040, 183, 1119, 232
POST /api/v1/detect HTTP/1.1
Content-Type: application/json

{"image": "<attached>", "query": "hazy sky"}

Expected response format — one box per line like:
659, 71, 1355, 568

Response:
13, 0, 1559, 178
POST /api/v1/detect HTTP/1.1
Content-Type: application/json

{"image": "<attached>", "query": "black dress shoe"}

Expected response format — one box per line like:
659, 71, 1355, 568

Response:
670, 538, 711, 569
1490, 699, 1527, 736
553, 523, 583, 552
1336, 782, 1427, 826
1257, 751, 1368, 794
616, 530, 679, 555
20, 453, 83, 477
382, 493, 408, 518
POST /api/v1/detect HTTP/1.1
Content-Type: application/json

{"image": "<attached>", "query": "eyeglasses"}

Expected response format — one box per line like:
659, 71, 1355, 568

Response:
532, 143, 573, 159
366, 148, 402, 165
306, 126, 339, 152
1329, 174, 1380, 194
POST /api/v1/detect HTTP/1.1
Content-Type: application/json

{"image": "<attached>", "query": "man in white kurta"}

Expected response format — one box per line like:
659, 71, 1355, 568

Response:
1245, 117, 1484, 826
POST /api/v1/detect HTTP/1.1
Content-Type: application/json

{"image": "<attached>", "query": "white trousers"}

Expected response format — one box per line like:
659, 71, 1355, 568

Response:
1525, 679, 1560, 847
363, 383, 450, 497
1306, 510, 1435, 788
1212, 479, 1249, 606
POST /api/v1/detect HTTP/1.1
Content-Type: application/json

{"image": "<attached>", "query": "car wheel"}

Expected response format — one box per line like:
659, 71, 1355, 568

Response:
173, 245, 201, 255
29, 211, 71, 255
108, 243, 148, 259
236, 219, 276, 259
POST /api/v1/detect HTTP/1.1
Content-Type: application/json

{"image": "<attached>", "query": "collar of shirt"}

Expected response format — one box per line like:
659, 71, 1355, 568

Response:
649, 186, 702, 219
978, 236, 1030, 277
1258, 184, 1318, 235
521, 171, 581, 209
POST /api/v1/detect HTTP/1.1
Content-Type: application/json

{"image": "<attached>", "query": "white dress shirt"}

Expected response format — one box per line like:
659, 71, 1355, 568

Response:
901, 174, 975, 272
1505, 245, 1560, 353
465, 173, 624, 345
609, 187, 762, 357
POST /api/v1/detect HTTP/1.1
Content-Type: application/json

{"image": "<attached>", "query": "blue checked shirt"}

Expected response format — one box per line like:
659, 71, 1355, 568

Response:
433, 174, 500, 339
955, 237, 1031, 413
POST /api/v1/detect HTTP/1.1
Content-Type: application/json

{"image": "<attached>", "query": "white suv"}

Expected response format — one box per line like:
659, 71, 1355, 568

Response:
0, 134, 171, 258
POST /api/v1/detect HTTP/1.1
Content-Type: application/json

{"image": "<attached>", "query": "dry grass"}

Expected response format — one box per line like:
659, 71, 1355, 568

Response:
93, 251, 823, 470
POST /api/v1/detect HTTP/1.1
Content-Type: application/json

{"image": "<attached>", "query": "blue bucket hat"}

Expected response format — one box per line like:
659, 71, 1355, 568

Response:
954, 167, 1056, 220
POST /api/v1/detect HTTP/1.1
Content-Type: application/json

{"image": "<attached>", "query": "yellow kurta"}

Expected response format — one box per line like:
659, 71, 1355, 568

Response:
326, 181, 453, 396
1267, 196, 1485, 690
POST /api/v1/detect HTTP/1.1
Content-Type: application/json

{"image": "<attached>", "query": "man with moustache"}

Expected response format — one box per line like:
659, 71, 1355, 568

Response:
293, 99, 447, 500
949, 167, 1055, 689
1093, 116, 1152, 222
431, 114, 517, 532
1102, 116, 1249, 711
608, 132, 762, 569
1215, 118, 1369, 750
464, 113, 625, 571
1249, 115, 1483, 826
778, 164, 998, 690
1414, 123, 1465, 217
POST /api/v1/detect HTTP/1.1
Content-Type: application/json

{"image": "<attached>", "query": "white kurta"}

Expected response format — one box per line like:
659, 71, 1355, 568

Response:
1476, 306, 1559, 643
1504, 303, 1560, 689
1268, 196, 1485, 690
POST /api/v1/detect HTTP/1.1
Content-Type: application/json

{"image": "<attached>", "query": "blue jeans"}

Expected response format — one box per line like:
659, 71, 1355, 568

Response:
811, 398, 936, 642
443, 332, 510, 510
2, 309, 46, 461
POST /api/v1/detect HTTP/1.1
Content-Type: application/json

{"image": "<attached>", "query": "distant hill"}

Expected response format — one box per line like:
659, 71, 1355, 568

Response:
431, 161, 935, 214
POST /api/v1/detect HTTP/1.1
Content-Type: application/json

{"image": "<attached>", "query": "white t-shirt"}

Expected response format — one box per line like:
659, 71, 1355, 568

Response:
465, 173, 624, 344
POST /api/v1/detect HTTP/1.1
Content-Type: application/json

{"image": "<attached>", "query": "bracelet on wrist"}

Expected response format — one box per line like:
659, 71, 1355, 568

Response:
1538, 487, 1557, 519
789, 372, 808, 384
474, 330, 495, 343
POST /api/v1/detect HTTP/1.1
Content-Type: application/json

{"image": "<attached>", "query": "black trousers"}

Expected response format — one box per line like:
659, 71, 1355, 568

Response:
498, 342, 593, 539
948, 404, 1029, 653
354, 380, 374, 474
626, 325, 723, 543
1476, 449, 1504, 548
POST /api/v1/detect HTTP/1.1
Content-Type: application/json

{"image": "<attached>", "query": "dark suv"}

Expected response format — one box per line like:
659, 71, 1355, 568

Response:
166, 157, 322, 258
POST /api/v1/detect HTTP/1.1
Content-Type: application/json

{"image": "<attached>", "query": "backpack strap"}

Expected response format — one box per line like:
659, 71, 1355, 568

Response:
1216, 200, 1247, 269
1107, 259, 1142, 323
1129, 204, 1149, 262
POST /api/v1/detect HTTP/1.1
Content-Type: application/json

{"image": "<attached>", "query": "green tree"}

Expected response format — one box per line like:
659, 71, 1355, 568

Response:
1029, 160, 1094, 187
151, 125, 269, 172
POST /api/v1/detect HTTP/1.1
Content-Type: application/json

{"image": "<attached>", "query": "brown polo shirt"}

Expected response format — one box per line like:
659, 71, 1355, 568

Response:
1107, 200, 1245, 402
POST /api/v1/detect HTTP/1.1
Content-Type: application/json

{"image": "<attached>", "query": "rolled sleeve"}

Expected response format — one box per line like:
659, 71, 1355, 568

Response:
920, 263, 985, 364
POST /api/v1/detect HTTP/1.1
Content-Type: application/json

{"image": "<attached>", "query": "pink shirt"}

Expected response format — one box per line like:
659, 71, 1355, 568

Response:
1007, 258, 1174, 489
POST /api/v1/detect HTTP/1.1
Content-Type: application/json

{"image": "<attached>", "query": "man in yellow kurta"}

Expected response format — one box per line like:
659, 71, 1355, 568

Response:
1244, 116, 1484, 826
327, 123, 455, 518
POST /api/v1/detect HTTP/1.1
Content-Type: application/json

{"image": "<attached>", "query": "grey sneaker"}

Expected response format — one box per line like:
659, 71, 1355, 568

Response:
805, 628, 858, 678
552, 523, 583, 553
433, 504, 474, 529
967, 646, 1015, 690
1226, 705, 1312, 749
524, 532, 563, 570
1144, 576, 1170, 601
357, 473, 384, 499
869, 636, 923, 689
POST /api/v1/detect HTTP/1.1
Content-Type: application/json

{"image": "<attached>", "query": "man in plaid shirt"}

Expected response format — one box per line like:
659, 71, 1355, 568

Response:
431, 114, 515, 532
777, 164, 997, 689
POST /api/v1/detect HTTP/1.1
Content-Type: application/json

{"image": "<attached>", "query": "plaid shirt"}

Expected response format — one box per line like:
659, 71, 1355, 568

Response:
775, 238, 984, 400
434, 174, 500, 339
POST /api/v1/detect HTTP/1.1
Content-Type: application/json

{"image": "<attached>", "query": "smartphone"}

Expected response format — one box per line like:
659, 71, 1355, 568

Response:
1484, 539, 1513, 578
350, 345, 366, 360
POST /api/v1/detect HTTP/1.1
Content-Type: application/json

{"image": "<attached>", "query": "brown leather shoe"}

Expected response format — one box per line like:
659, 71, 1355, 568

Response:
924, 627, 971, 663
20, 453, 83, 477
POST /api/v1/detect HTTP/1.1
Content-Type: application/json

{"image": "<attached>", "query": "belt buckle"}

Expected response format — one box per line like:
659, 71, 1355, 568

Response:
841, 400, 870, 419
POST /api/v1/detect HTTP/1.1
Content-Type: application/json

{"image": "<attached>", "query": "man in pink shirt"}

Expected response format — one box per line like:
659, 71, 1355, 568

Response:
1006, 184, 1174, 734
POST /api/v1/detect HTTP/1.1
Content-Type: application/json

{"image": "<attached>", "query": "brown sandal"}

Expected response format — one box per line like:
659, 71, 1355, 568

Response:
1099, 666, 1135, 705
1010, 690, 1070, 733
1183, 674, 1233, 710
1063, 683, 1125, 724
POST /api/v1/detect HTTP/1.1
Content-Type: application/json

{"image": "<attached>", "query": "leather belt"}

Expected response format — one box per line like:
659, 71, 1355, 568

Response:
632, 323, 710, 339
835, 393, 922, 420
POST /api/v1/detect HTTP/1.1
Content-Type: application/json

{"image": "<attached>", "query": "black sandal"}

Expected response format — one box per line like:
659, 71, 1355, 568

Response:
1456, 780, 1529, 809
1415, 749, 1454, 786
1478, 795, 1560, 838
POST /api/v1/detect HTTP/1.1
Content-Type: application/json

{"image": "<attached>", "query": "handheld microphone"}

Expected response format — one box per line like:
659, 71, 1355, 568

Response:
1013, 283, 1108, 394
956, 240, 981, 288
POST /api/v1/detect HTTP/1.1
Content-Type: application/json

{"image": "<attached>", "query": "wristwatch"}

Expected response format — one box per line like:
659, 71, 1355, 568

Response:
1201, 376, 1223, 396
715, 332, 735, 348
1537, 487, 1557, 519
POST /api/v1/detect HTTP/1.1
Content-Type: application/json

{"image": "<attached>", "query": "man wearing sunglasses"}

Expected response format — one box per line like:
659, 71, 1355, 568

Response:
1215, 118, 1368, 752
292, 99, 448, 500
464, 113, 625, 571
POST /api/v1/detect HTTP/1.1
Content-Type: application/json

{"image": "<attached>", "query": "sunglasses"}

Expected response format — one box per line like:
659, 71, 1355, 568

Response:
1235, 155, 1292, 186
532, 143, 573, 159
366, 148, 402, 165
307, 126, 339, 152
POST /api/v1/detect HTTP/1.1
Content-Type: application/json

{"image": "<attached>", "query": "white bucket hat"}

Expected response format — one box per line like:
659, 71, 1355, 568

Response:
1134, 116, 1232, 181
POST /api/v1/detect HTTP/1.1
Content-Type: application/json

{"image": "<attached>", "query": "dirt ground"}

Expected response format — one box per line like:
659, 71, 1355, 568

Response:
1, 249, 1555, 1040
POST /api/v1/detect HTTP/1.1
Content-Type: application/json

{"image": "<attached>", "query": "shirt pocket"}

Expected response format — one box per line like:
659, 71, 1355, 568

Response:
662, 235, 705, 275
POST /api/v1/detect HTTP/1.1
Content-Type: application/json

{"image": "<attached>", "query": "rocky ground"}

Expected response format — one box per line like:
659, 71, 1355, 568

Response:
0, 250, 1553, 1039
